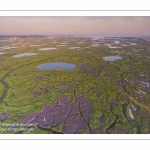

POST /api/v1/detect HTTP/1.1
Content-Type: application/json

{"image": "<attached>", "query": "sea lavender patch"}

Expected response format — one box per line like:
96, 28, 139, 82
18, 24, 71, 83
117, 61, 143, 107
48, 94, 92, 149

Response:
23, 112, 38, 123
109, 99, 118, 104
0, 112, 9, 121
32, 91, 41, 97
80, 62, 88, 68
38, 75, 45, 80
80, 65, 104, 77
23, 95, 91, 133
57, 82, 66, 87
32, 115, 47, 127
42, 87, 49, 93
67, 84, 73, 90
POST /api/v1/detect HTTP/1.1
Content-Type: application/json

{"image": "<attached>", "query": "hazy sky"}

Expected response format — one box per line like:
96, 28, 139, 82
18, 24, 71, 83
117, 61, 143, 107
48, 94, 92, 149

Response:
0, 16, 150, 36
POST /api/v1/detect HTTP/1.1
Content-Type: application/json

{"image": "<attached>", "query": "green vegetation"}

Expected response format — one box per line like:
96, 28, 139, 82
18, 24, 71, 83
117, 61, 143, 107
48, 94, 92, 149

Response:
0, 37, 150, 134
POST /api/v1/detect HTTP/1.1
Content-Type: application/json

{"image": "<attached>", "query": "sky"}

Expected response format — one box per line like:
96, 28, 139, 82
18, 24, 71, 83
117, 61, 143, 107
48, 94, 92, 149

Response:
0, 16, 150, 36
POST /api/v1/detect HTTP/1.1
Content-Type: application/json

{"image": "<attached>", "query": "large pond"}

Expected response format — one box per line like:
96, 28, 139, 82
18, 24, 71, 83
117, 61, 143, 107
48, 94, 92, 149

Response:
40, 48, 57, 50
103, 56, 122, 61
13, 53, 37, 58
37, 62, 76, 70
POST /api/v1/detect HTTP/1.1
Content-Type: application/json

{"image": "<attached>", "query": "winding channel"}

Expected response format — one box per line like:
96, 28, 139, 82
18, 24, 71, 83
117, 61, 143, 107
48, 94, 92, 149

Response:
0, 57, 55, 103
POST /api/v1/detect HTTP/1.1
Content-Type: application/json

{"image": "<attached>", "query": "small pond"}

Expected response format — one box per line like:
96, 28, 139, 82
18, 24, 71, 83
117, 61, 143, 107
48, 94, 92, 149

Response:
13, 53, 37, 58
30, 45, 41, 47
103, 56, 122, 61
40, 48, 57, 50
104, 44, 122, 49
91, 44, 99, 46
0, 46, 19, 50
61, 43, 68, 44
77, 42, 85, 44
37, 62, 76, 70
121, 44, 128, 46
130, 43, 137, 45
129, 108, 134, 119
114, 41, 120, 44
68, 47, 80, 49
57, 45, 66, 47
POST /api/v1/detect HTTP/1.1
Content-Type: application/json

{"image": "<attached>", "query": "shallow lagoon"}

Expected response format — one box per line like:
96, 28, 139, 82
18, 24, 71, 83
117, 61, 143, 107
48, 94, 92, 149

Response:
0, 46, 19, 50
104, 44, 122, 49
114, 41, 120, 44
129, 108, 134, 119
37, 62, 76, 70
13, 53, 37, 58
40, 48, 57, 50
77, 42, 85, 44
57, 45, 66, 47
103, 56, 122, 61
91, 44, 100, 47
68, 47, 80, 50
121, 44, 128, 46
0, 46, 12, 50
61, 43, 68, 44
130, 43, 137, 45
30, 45, 41, 47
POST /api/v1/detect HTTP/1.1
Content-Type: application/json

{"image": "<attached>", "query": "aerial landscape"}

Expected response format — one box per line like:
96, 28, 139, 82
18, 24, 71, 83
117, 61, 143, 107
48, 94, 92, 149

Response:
0, 16, 150, 134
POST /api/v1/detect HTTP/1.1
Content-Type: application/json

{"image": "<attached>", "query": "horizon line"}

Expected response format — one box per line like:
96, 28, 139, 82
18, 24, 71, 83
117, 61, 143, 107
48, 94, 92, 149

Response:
0, 34, 149, 37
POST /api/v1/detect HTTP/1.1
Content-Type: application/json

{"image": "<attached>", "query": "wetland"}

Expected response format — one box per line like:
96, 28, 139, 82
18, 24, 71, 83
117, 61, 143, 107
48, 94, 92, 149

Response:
0, 36, 150, 134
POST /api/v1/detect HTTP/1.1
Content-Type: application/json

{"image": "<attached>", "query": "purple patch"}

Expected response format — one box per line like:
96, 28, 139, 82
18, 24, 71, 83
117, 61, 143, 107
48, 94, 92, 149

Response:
80, 62, 87, 68
23, 95, 91, 133
109, 99, 118, 104
67, 84, 73, 90
32, 91, 41, 97
0, 112, 9, 121
38, 75, 45, 80
31, 115, 47, 127
80, 65, 104, 77
24, 112, 38, 123
42, 87, 49, 93
57, 82, 66, 87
